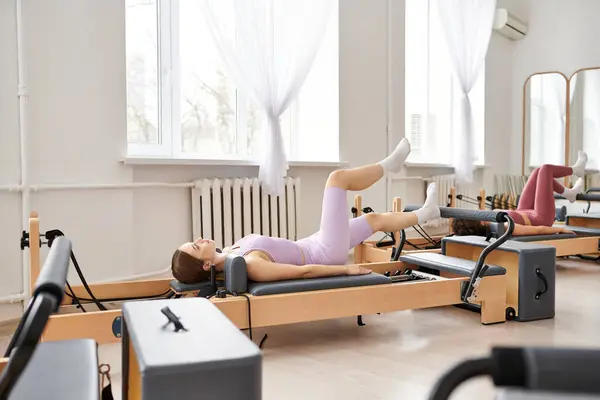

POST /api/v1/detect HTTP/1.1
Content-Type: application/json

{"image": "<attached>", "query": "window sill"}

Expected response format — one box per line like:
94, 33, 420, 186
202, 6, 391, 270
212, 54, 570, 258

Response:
390, 162, 490, 181
404, 162, 489, 169
121, 156, 348, 168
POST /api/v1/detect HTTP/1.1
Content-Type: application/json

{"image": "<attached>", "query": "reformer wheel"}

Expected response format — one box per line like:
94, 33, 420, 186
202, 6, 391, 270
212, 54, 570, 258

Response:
505, 307, 516, 321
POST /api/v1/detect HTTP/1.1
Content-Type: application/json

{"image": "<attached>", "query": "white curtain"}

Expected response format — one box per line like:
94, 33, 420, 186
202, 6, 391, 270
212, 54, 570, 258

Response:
199, 0, 334, 195
434, 0, 496, 183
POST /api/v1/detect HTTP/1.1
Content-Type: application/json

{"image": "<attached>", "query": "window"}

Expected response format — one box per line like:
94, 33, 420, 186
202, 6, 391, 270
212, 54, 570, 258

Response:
528, 74, 566, 168
404, 0, 485, 165
125, 0, 339, 162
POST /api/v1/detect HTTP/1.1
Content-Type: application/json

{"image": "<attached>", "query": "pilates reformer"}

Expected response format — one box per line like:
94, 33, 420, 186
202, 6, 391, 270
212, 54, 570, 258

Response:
23, 209, 513, 346
426, 193, 600, 322
5, 227, 262, 399
478, 193, 600, 262
428, 345, 600, 400
399, 205, 558, 323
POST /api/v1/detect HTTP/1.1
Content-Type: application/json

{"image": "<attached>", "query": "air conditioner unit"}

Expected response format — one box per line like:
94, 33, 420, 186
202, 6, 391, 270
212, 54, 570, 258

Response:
493, 8, 528, 40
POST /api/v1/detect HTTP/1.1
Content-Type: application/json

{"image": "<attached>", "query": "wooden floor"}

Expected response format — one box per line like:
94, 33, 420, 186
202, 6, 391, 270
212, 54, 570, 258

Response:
3, 258, 600, 399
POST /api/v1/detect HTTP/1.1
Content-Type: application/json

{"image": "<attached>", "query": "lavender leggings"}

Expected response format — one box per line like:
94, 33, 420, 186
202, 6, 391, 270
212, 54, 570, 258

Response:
296, 187, 374, 265
506, 164, 572, 226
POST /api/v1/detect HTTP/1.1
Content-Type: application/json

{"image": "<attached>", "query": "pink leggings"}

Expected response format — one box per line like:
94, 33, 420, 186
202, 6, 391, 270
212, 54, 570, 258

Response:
296, 187, 374, 265
507, 164, 572, 226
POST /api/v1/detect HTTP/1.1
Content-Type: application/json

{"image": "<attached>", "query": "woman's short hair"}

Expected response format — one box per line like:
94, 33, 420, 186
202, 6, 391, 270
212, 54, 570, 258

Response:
171, 250, 211, 284
451, 219, 488, 236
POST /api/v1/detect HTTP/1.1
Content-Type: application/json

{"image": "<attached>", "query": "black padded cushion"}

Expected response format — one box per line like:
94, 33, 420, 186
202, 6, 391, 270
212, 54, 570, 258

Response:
170, 279, 215, 293
399, 252, 506, 276
497, 389, 600, 400
509, 233, 577, 242
403, 206, 508, 222
9, 339, 98, 400
248, 273, 391, 296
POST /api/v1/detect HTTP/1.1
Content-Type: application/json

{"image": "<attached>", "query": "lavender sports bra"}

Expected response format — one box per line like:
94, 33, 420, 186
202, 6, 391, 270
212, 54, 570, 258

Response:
229, 234, 303, 265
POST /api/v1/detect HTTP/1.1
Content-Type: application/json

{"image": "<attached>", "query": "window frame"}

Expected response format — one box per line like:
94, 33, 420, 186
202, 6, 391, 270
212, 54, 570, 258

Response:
126, 0, 316, 161
403, 0, 486, 167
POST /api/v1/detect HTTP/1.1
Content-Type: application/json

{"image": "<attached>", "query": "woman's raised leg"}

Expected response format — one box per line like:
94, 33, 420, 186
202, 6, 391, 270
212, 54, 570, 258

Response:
314, 138, 413, 264
519, 151, 587, 211
517, 168, 539, 210
357, 182, 441, 237
533, 159, 586, 223
326, 137, 412, 191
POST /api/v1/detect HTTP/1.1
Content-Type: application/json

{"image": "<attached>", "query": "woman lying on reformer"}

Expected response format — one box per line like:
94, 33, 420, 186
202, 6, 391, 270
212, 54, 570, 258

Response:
452, 151, 589, 237
171, 138, 442, 283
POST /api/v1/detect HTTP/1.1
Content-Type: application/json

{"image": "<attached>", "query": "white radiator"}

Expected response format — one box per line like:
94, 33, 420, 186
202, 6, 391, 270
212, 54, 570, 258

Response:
587, 173, 600, 189
191, 177, 301, 250
494, 174, 528, 197
428, 174, 480, 228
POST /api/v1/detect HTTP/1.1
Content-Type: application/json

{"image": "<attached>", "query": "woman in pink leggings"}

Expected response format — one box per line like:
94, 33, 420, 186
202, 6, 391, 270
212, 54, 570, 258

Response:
452, 151, 588, 237
171, 138, 442, 283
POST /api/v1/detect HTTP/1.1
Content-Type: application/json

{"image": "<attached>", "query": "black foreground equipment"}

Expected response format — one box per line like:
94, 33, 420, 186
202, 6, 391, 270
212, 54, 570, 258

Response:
429, 346, 600, 400
0, 236, 100, 400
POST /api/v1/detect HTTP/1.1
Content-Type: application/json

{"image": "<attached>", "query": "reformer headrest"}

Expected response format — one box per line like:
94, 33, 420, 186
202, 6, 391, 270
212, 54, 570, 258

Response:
555, 206, 567, 222
403, 205, 509, 223
223, 254, 248, 294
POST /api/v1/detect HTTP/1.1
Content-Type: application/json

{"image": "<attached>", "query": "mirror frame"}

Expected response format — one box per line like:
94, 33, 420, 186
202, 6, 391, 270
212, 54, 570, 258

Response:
566, 66, 600, 168
521, 71, 569, 177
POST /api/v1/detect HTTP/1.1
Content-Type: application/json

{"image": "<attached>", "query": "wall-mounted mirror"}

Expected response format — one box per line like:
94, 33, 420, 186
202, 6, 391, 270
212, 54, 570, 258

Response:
568, 67, 600, 173
522, 72, 568, 175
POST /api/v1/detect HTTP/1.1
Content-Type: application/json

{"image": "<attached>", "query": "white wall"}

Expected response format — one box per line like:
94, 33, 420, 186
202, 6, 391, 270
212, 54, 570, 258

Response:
0, 0, 518, 321
0, 0, 393, 321
510, 0, 600, 171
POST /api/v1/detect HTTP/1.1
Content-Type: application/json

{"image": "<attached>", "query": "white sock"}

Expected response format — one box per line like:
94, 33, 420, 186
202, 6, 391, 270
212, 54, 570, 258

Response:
413, 183, 441, 224
378, 138, 411, 174
562, 177, 584, 203
571, 150, 588, 178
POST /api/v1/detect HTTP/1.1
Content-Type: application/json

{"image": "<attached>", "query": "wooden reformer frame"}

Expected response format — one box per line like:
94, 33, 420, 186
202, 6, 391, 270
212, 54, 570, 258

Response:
353, 187, 488, 264
24, 212, 507, 345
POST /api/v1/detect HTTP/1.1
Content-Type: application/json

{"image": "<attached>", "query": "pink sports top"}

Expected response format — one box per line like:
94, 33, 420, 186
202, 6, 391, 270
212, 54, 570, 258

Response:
228, 234, 304, 265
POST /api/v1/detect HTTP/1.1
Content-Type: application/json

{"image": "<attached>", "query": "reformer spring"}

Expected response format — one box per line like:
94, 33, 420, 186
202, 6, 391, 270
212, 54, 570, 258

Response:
454, 193, 518, 210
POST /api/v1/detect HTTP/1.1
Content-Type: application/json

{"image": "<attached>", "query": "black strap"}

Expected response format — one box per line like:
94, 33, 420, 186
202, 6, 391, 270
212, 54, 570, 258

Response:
101, 384, 114, 400
100, 364, 114, 400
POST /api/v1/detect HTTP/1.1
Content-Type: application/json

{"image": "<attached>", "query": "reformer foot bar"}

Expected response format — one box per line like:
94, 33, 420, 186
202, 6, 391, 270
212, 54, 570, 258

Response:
24, 209, 509, 346
400, 205, 558, 323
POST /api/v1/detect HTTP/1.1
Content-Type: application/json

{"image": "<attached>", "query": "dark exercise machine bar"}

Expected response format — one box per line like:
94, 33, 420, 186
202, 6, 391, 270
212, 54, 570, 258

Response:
402, 205, 509, 223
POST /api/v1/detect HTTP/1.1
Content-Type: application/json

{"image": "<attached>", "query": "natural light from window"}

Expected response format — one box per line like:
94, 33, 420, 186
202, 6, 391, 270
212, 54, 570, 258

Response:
404, 0, 485, 166
125, 0, 339, 162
